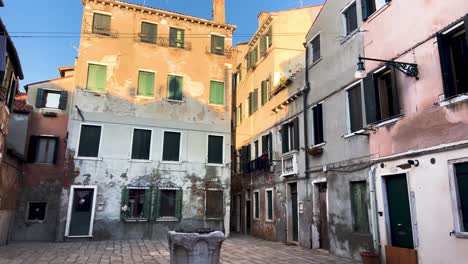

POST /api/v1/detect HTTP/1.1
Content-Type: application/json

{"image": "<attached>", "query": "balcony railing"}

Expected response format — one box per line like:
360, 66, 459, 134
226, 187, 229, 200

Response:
241, 154, 270, 174
135, 34, 192, 50
205, 46, 236, 58
281, 151, 298, 177
83, 28, 119, 38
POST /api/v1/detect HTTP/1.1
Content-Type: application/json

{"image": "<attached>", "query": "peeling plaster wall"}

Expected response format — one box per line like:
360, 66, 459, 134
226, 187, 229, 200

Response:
61, 1, 235, 240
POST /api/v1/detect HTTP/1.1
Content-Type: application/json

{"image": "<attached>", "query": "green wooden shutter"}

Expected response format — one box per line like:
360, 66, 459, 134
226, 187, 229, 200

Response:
169, 28, 176, 47
153, 188, 160, 220
209, 81, 224, 105
253, 88, 258, 112
168, 75, 183, 100
268, 27, 273, 47
143, 188, 152, 219
261, 80, 268, 105
175, 189, 183, 219
87, 64, 106, 92
178, 29, 185, 48
138, 71, 155, 97
281, 124, 289, 153
363, 74, 378, 124
35, 88, 45, 108
260, 35, 267, 56
58, 91, 68, 110
120, 187, 129, 220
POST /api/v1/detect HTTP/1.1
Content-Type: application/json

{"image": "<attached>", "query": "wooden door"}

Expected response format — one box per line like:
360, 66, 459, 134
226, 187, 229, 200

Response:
290, 183, 298, 242
318, 183, 329, 250
69, 188, 94, 236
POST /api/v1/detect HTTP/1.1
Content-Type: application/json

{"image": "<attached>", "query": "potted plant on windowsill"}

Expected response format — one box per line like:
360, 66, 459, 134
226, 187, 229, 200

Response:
360, 243, 379, 264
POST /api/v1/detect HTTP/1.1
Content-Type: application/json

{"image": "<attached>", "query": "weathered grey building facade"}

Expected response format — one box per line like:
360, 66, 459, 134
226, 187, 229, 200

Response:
304, 0, 373, 260
59, 0, 236, 240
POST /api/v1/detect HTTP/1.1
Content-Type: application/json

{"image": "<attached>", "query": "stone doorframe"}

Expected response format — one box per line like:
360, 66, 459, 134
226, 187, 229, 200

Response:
64, 185, 98, 238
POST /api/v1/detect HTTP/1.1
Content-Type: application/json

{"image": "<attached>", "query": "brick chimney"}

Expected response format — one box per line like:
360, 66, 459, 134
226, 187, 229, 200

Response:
213, 0, 225, 23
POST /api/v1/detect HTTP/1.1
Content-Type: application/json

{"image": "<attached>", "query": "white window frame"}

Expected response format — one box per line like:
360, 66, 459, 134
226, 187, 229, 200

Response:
86, 61, 108, 93
75, 123, 103, 160
206, 134, 225, 166
25, 201, 48, 223
208, 79, 225, 106
340, 0, 357, 36
265, 188, 274, 222
161, 129, 182, 163
136, 69, 157, 99
253, 190, 260, 220
448, 158, 468, 238
64, 185, 98, 238
345, 80, 366, 136
309, 101, 325, 147
129, 127, 153, 162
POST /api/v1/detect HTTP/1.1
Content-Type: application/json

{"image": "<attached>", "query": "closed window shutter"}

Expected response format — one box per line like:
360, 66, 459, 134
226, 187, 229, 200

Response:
253, 88, 258, 112
120, 187, 129, 220
348, 85, 364, 132
138, 71, 155, 97
208, 135, 223, 164
437, 33, 457, 98
268, 133, 273, 160
248, 92, 253, 115
87, 64, 106, 92
262, 135, 268, 155
141, 22, 157, 43
27, 135, 39, 163
363, 74, 378, 124
389, 67, 401, 116
78, 125, 102, 157
361, 0, 370, 21
142, 189, 152, 219
260, 35, 267, 56
281, 124, 289, 153
268, 27, 273, 47
168, 75, 183, 100
35, 88, 46, 108
93, 14, 110, 35
131, 129, 151, 160
152, 188, 160, 219
314, 104, 324, 144
58, 91, 68, 110
169, 28, 176, 47
175, 189, 183, 218
292, 118, 300, 150
211, 35, 224, 55
312, 36, 321, 62
209, 81, 224, 105
52, 137, 59, 164
162, 132, 181, 161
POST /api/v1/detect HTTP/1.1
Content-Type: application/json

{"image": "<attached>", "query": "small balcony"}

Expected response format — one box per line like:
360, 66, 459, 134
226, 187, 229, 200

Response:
281, 151, 298, 177
241, 154, 270, 174
135, 34, 192, 50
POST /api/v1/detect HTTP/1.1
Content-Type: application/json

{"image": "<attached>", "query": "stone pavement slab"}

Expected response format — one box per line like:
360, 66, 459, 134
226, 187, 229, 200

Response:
0, 235, 358, 264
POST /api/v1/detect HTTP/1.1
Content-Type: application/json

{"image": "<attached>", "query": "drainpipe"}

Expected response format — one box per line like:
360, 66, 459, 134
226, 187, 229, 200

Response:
302, 42, 312, 248
369, 166, 381, 257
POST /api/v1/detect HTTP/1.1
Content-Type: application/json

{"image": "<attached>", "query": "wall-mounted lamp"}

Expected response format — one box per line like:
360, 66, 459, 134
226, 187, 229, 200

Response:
355, 56, 419, 80
408, 159, 419, 167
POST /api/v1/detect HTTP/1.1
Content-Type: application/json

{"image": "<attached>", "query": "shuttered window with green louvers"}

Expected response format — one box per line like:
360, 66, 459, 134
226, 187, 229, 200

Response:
261, 78, 270, 105
209, 81, 224, 105
92, 13, 111, 36
120, 187, 152, 221
153, 188, 183, 220
169, 27, 185, 48
260, 35, 267, 57
86, 64, 107, 92
140, 22, 157, 44
138, 71, 155, 97
167, 75, 183, 101
211, 35, 225, 55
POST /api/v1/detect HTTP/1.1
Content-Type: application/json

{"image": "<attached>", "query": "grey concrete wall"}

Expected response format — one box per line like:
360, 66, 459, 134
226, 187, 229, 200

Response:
305, 0, 372, 260
6, 113, 29, 159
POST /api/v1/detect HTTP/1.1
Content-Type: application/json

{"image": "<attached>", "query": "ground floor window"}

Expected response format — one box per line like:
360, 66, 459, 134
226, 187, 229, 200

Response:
154, 188, 183, 220
26, 202, 47, 222
121, 187, 151, 221
206, 189, 224, 219
451, 161, 468, 232
253, 190, 260, 220
265, 189, 274, 221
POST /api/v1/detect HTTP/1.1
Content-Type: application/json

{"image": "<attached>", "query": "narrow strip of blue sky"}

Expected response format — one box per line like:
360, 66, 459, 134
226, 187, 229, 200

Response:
0, 0, 323, 88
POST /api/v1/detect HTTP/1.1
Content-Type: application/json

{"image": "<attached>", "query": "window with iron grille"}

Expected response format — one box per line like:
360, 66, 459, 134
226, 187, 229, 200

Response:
350, 181, 370, 233
211, 35, 225, 55
265, 189, 273, 221
437, 20, 468, 99
131, 128, 152, 160
92, 13, 111, 36
253, 190, 260, 219
26, 202, 47, 222
140, 22, 157, 44
206, 190, 223, 219
342, 2, 358, 35
28, 136, 58, 164
169, 27, 185, 48
207, 135, 223, 164
120, 187, 151, 221
77, 125, 102, 158
162, 131, 181, 162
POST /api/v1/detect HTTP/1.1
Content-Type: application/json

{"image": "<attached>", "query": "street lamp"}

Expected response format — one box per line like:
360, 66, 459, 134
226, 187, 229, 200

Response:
355, 56, 419, 80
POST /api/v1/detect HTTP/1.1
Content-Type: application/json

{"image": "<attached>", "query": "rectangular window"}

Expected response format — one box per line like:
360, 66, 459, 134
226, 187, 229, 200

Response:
362, 0, 388, 20
153, 188, 182, 219
236, 104, 243, 126
209, 81, 224, 105
350, 181, 370, 233
437, 21, 468, 99
211, 35, 225, 55
92, 13, 111, 36
86, 64, 107, 92
77, 125, 102, 158
347, 83, 364, 133
343, 2, 358, 35
207, 135, 223, 164
169, 27, 185, 48
140, 22, 157, 44
167, 75, 183, 101
248, 92, 253, 116
454, 162, 468, 232
252, 88, 258, 113
265, 189, 273, 221
162, 131, 181, 162
206, 190, 224, 218
281, 118, 300, 154
121, 187, 152, 220
254, 140, 259, 159
260, 28, 272, 57
261, 78, 270, 105
262, 133, 273, 160
27, 202, 47, 222
308, 34, 321, 65
310, 103, 324, 145
43, 90, 61, 109
131, 128, 152, 160
249, 47, 258, 69
137, 71, 155, 97
28, 136, 58, 164
253, 190, 260, 219
363, 67, 400, 124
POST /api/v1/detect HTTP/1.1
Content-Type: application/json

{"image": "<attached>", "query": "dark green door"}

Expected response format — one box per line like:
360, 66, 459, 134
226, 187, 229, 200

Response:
386, 174, 414, 249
